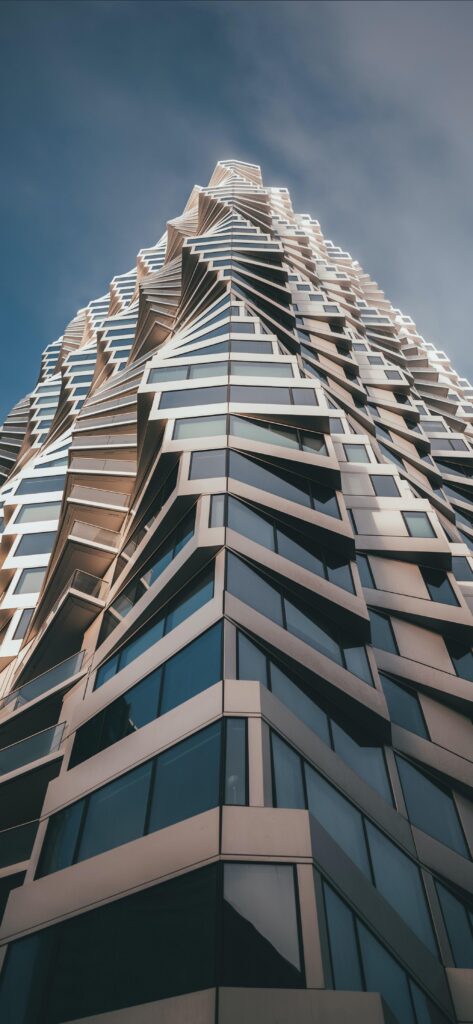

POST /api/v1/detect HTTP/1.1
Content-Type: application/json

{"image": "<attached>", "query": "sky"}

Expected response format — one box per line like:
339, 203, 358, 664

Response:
0, 0, 472, 422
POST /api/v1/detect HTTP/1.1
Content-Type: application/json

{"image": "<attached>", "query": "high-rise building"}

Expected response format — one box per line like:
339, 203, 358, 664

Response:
0, 159, 471, 1024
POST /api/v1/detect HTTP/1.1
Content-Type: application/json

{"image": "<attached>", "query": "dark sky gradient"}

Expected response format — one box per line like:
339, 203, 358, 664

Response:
1, 0, 472, 422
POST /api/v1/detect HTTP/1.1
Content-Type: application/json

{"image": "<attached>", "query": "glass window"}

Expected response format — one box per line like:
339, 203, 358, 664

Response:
445, 637, 473, 681
189, 362, 228, 379
380, 675, 428, 738
230, 385, 291, 405
396, 756, 469, 857
452, 556, 473, 581
227, 496, 275, 550
149, 366, 188, 383
325, 551, 355, 592
371, 474, 400, 497
77, 761, 153, 862
224, 719, 247, 805
12, 609, 34, 640
0, 866, 218, 1022
358, 923, 415, 1024
237, 630, 269, 685
324, 883, 448, 1024
421, 567, 458, 606
229, 414, 299, 449
222, 863, 303, 988
285, 600, 342, 663
331, 722, 392, 804
231, 361, 293, 378
365, 822, 436, 952
436, 881, 473, 968
95, 567, 214, 689
272, 733, 305, 809
305, 765, 371, 877
173, 414, 226, 439
15, 502, 61, 524
271, 665, 331, 743
160, 622, 222, 714
226, 552, 283, 625
190, 449, 227, 479
160, 385, 227, 409
403, 512, 436, 538
344, 444, 371, 463
369, 610, 398, 654
210, 493, 225, 527
37, 800, 85, 877
324, 884, 363, 991
13, 567, 46, 595
15, 532, 56, 556
148, 722, 221, 833
229, 450, 310, 508
15, 475, 65, 496
356, 554, 375, 588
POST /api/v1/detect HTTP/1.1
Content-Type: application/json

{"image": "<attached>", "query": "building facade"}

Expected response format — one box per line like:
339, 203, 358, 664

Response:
0, 159, 471, 1023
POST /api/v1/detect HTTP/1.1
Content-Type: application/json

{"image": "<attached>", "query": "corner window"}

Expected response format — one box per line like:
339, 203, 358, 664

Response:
396, 755, 469, 858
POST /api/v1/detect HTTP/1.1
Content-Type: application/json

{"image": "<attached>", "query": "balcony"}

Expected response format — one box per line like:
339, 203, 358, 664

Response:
0, 819, 38, 869
0, 651, 84, 714
0, 722, 65, 777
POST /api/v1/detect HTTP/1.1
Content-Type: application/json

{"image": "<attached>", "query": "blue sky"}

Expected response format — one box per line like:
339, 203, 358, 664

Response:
1, 0, 472, 422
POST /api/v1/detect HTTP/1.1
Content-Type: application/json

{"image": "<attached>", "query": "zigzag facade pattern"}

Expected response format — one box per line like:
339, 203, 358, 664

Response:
0, 160, 471, 1023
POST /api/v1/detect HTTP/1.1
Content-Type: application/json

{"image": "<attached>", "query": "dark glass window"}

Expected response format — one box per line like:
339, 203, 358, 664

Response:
369, 609, 398, 654
380, 674, 428, 738
78, 761, 153, 862
403, 511, 436, 538
273, 734, 435, 949
160, 385, 227, 409
189, 448, 227, 479
227, 554, 371, 683
371, 474, 400, 497
222, 863, 303, 988
15, 532, 56, 556
396, 755, 469, 857
15, 475, 65, 496
445, 637, 473, 681
421, 567, 458, 605
238, 632, 389, 794
324, 884, 448, 1024
0, 867, 218, 1022
148, 723, 221, 832
95, 565, 214, 689
305, 764, 371, 876
12, 609, 34, 641
226, 496, 352, 591
344, 444, 371, 464
39, 719, 246, 877
436, 881, 473, 968
356, 554, 375, 588
452, 556, 473, 581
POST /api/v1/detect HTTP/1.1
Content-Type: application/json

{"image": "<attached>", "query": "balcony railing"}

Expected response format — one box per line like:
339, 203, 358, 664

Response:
0, 723, 65, 777
69, 521, 120, 549
0, 819, 38, 869
69, 483, 130, 509
0, 650, 84, 713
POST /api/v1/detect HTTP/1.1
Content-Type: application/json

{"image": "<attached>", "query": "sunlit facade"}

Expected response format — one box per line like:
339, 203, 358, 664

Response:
0, 160, 471, 1023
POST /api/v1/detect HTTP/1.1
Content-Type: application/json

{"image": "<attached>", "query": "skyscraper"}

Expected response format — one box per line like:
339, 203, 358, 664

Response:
0, 158, 471, 1023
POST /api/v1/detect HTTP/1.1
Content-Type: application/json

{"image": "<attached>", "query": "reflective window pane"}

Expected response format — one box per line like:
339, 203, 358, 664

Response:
396, 756, 468, 857
223, 863, 303, 987
272, 733, 305, 809
148, 723, 221, 832
77, 761, 153, 862
305, 765, 371, 877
